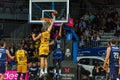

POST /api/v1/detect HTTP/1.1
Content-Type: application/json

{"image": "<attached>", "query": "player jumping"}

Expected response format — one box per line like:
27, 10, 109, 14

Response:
32, 11, 56, 78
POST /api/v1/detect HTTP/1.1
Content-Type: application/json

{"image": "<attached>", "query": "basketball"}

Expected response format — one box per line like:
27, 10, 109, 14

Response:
41, 18, 51, 22
52, 10, 58, 16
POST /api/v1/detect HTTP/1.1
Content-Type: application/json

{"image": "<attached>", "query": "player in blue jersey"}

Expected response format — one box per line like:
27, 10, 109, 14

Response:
103, 39, 120, 80
0, 41, 14, 80
51, 23, 63, 79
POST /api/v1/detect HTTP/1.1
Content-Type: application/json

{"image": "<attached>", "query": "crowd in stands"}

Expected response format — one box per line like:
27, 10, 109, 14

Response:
74, 7, 119, 47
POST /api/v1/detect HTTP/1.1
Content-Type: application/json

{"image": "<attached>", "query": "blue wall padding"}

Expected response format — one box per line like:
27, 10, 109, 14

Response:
63, 26, 79, 41
73, 41, 78, 63
63, 24, 79, 63
66, 32, 73, 40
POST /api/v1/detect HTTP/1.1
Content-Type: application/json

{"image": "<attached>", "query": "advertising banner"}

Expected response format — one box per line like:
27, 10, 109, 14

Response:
64, 40, 73, 60
77, 47, 107, 57
0, 70, 29, 80
61, 61, 77, 80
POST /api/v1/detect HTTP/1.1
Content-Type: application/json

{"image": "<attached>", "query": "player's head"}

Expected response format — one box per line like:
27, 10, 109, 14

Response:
41, 21, 51, 32
32, 61, 37, 67
110, 38, 116, 45
56, 35, 61, 40
18, 43, 24, 49
0, 40, 6, 48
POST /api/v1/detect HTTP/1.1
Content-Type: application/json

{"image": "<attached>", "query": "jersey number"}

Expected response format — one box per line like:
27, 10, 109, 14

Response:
18, 56, 24, 61
44, 38, 48, 42
113, 52, 119, 59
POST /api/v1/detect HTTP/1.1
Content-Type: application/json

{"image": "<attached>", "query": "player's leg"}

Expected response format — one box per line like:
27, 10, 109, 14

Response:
22, 73, 26, 80
17, 65, 22, 80
44, 57, 48, 74
58, 60, 61, 76
0, 74, 4, 80
57, 50, 63, 78
17, 72, 21, 80
109, 64, 119, 80
53, 59, 57, 79
0, 63, 6, 80
40, 56, 45, 77
22, 64, 27, 80
55, 60, 62, 79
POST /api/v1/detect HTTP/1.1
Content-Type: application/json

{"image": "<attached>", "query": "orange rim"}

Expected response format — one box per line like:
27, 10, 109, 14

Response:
40, 18, 51, 22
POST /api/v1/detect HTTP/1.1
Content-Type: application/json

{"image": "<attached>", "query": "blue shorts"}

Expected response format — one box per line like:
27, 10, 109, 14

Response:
0, 63, 6, 74
109, 63, 119, 79
53, 49, 63, 60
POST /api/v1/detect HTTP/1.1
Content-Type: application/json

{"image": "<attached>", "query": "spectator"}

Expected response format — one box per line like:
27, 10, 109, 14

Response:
83, 12, 89, 21
92, 63, 106, 80
79, 34, 87, 48
91, 32, 100, 47
28, 61, 39, 80
89, 12, 95, 22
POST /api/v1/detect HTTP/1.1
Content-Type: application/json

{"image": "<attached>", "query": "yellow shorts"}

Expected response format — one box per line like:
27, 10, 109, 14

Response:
17, 64, 27, 73
39, 44, 49, 55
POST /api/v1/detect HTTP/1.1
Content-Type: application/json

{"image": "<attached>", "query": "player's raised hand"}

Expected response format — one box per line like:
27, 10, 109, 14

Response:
52, 10, 58, 20
52, 10, 58, 16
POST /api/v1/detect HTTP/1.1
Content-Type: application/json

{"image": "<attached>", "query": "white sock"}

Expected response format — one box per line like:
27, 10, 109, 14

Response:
40, 69, 44, 74
39, 69, 44, 77
117, 78, 119, 80
54, 69, 56, 74
44, 68, 47, 74
58, 69, 61, 75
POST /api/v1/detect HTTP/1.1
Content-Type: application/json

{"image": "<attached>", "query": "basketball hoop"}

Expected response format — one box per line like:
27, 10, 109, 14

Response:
29, 0, 69, 23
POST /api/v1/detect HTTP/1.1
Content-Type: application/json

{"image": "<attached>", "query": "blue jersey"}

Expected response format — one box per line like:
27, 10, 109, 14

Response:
109, 46, 120, 64
108, 46, 120, 79
0, 48, 6, 63
54, 40, 62, 50
53, 40, 63, 60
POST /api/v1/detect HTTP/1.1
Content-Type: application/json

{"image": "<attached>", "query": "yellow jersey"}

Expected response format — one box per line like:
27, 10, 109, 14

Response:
39, 31, 50, 55
40, 31, 50, 44
16, 49, 27, 65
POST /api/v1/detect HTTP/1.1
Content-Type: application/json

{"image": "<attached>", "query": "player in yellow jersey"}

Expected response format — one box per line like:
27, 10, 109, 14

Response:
15, 44, 28, 80
32, 12, 55, 77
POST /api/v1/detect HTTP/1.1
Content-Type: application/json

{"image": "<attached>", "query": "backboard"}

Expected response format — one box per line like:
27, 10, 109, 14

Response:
29, 0, 69, 23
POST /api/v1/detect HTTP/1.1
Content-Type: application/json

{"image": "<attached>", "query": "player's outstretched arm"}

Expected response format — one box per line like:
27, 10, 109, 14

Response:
47, 19, 55, 32
32, 33, 41, 41
58, 23, 63, 37
49, 40, 54, 46
6, 50, 14, 60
